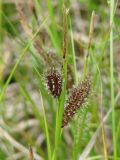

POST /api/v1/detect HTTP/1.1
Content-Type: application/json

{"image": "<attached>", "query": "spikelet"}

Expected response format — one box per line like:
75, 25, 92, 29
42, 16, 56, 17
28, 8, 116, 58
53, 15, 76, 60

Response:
44, 68, 62, 98
62, 76, 91, 128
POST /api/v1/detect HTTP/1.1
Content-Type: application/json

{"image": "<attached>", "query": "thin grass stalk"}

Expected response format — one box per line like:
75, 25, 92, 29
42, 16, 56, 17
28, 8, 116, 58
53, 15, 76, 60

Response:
45, 0, 54, 22
91, 50, 108, 159
72, 108, 88, 160
99, 81, 108, 160
116, 117, 120, 144
53, 60, 68, 160
82, 11, 95, 80
72, 11, 95, 159
62, 5, 69, 65
110, 0, 117, 159
90, 46, 108, 159
35, 0, 42, 19
96, 67, 108, 160
52, 6, 68, 160
0, 0, 2, 43
101, 126, 108, 160
0, 0, 2, 86
69, 13, 84, 159
40, 91, 51, 160
45, 25, 61, 55
69, 17, 78, 85
52, 68, 67, 160
52, 99, 60, 160
58, 0, 63, 15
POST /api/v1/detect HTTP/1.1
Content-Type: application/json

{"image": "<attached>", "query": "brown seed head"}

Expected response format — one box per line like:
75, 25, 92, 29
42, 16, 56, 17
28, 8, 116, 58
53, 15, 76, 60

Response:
62, 76, 91, 128
44, 68, 62, 98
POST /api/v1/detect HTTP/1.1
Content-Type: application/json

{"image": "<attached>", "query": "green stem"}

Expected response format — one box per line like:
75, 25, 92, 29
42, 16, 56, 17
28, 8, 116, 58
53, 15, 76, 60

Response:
52, 99, 60, 160
52, 51, 68, 160
0, 0, 2, 43
40, 92, 51, 160
69, 17, 78, 85
110, 0, 117, 159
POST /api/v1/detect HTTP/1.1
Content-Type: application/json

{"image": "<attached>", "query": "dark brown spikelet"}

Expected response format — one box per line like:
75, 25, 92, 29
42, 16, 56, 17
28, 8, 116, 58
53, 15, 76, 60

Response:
44, 68, 62, 98
62, 76, 91, 128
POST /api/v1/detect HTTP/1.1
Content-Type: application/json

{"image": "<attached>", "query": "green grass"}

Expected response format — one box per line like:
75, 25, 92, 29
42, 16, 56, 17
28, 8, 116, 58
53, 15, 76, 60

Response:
40, 91, 51, 160
0, 17, 47, 102
0, 0, 2, 43
110, 0, 117, 159
69, 17, 78, 85
0, 1, 120, 160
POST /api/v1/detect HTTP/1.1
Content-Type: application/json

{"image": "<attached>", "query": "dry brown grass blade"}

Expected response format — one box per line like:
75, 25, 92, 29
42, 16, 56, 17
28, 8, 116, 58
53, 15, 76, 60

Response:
100, 84, 108, 159
0, 126, 43, 160
29, 146, 34, 160
101, 124, 108, 160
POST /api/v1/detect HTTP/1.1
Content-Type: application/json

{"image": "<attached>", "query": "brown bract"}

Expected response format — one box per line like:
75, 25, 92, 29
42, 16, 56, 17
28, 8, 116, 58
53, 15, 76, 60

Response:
62, 76, 91, 128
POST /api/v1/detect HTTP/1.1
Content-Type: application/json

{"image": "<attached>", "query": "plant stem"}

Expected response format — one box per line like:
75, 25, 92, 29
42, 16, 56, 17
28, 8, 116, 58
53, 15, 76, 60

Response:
0, 0, 2, 43
110, 0, 117, 159
40, 92, 51, 160
69, 18, 78, 85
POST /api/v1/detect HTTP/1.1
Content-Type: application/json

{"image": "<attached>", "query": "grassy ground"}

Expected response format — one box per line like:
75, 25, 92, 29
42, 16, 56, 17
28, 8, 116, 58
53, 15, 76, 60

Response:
0, 0, 120, 160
